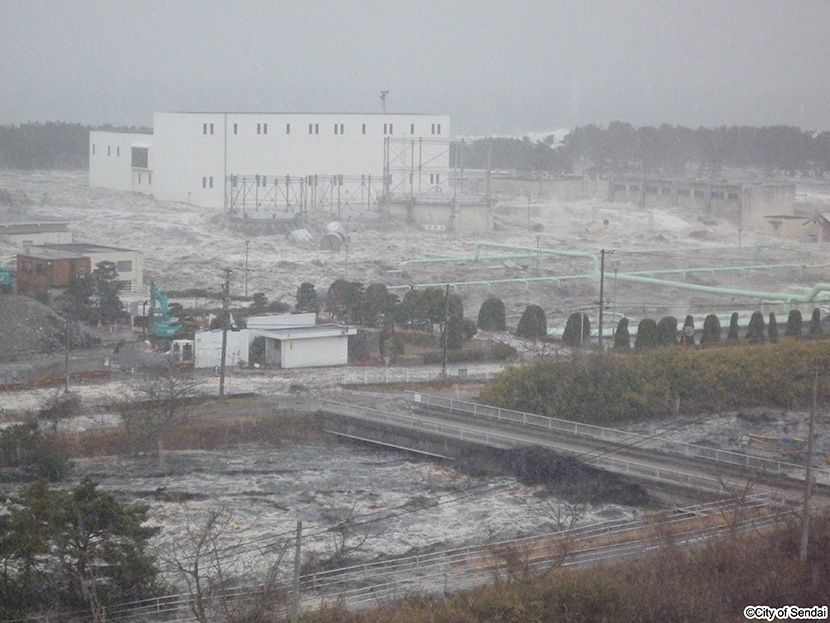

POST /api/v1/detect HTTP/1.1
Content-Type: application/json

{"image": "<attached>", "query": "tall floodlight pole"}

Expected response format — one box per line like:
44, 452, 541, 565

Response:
219, 268, 232, 397
380, 90, 389, 114
441, 284, 450, 378
244, 240, 250, 298
485, 140, 492, 207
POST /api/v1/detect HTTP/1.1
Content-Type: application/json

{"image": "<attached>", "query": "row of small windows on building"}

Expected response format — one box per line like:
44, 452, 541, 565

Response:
22, 260, 129, 274
210, 121, 443, 137
137, 173, 152, 185
92, 145, 120, 157
21, 261, 88, 275
615, 184, 739, 200
202, 176, 214, 189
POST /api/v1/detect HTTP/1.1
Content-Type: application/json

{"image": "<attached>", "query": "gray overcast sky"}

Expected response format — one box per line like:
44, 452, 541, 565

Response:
3, 0, 829, 135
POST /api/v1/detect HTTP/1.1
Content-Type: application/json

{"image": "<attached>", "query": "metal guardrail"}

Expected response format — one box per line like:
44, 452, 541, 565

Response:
343, 368, 439, 385
342, 368, 496, 385
320, 399, 517, 449
406, 392, 802, 474
16, 497, 783, 623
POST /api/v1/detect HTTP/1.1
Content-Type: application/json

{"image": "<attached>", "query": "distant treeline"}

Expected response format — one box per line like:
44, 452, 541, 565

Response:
451, 136, 573, 175
562, 122, 830, 177
3, 120, 830, 177
456, 123, 830, 178
0, 122, 149, 170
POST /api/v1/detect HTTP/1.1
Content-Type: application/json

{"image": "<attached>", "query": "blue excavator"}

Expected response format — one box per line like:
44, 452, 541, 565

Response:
150, 281, 182, 338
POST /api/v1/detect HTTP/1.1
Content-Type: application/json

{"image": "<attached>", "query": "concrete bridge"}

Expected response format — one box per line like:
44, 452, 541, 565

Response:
318, 392, 830, 506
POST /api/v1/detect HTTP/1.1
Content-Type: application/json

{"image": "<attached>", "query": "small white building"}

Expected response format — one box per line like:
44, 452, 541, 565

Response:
192, 313, 356, 369
89, 111, 450, 209
258, 324, 357, 369
0, 219, 73, 246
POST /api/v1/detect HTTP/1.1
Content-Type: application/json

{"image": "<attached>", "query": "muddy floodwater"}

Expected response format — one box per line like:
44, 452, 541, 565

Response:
66, 440, 643, 583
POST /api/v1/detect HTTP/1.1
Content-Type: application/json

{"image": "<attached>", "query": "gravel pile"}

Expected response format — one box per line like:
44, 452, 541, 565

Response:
0, 295, 101, 361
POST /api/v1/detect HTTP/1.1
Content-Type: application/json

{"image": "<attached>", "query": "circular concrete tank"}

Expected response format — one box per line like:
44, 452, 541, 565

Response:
320, 230, 348, 252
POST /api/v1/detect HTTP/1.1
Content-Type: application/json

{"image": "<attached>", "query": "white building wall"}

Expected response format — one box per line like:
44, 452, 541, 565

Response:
281, 335, 349, 369
152, 113, 227, 206
152, 112, 450, 207
194, 329, 250, 369
131, 167, 154, 195
89, 131, 152, 193
87, 249, 144, 293
90, 113, 450, 208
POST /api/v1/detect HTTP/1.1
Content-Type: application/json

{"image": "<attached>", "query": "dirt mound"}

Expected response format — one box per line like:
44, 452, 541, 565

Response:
0, 295, 101, 360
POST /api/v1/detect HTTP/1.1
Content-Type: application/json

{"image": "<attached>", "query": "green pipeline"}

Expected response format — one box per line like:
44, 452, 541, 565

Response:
393, 241, 830, 303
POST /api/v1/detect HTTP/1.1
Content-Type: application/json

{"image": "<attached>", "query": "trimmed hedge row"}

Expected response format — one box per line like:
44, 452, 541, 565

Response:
422, 343, 518, 365
480, 338, 830, 424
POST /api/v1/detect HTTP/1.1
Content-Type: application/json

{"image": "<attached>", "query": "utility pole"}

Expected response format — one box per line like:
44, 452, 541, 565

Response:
219, 268, 232, 397
64, 317, 70, 393
142, 300, 147, 340
441, 283, 450, 378
291, 520, 302, 623
800, 367, 818, 560
598, 249, 613, 349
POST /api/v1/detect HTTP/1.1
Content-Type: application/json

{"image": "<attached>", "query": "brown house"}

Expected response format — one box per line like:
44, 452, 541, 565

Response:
16, 249, 90, 301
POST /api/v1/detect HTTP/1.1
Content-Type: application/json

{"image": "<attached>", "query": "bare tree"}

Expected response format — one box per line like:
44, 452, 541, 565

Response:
321, 502, 372, 566
162, 505, 291, 623
112, 366, 205, 469
484, 527, 533, 584
714, 472, 769, 539
38, 389, 82, 433
543, 498, 588, 532
514, 334, 564, 363
539, 497, 589, 570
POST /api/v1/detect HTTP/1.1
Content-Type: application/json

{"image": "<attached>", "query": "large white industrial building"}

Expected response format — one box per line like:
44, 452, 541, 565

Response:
89, 112, 451, 209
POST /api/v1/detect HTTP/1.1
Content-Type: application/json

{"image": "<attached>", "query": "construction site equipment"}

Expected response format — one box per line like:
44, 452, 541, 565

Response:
150, 281, 182, 338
